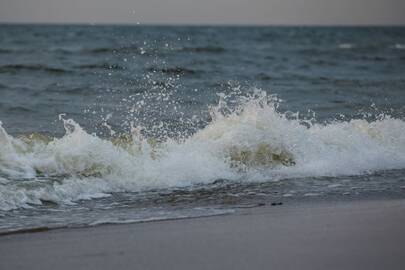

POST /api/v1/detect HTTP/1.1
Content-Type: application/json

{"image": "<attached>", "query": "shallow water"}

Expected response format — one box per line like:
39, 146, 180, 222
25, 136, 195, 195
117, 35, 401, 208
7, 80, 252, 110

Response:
0, 25, 405, 232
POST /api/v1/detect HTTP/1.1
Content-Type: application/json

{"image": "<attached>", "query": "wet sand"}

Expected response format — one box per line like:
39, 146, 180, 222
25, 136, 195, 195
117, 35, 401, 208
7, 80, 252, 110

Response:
1, 199, 405, 270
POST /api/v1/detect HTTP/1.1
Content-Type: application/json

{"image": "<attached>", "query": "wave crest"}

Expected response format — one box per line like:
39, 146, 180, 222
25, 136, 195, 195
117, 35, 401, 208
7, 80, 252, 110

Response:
1, 90, 405, 210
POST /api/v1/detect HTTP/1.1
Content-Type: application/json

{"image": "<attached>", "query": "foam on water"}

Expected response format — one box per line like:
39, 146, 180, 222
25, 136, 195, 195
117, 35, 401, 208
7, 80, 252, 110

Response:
338, 43, 354, 49
1, 90, 405, 210
394, 44, 405, 50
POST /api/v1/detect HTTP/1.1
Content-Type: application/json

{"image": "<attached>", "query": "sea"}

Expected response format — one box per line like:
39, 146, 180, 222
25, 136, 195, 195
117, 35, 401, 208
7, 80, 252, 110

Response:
0, 25, 405, 233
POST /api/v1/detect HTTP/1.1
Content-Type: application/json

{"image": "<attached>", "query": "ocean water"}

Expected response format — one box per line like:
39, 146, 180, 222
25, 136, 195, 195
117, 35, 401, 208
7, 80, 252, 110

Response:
1, 25, 405, 233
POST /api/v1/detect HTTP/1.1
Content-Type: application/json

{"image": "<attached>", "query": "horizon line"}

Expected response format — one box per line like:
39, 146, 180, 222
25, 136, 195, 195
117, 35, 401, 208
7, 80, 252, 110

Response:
0, 21, 405, 27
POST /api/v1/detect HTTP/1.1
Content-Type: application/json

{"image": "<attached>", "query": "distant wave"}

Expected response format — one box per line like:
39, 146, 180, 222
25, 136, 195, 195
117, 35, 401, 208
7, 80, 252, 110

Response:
360, 56, 387, 62
44, 87, 93, 95
76, 63, 125, 70
0, 49, 13, 54
0, 64, 70, 74
179, 46, 226, 53
83, 46, 150, 55
256, 73, 272, 81
1, 46, 226, 56
5, 106, 34, 113
147, 66, 197, 76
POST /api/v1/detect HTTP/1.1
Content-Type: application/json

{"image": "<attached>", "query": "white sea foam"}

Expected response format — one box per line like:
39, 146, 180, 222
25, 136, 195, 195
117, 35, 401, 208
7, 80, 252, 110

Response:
338, 43, 354, 49
394, 44, 405, 50
1, 90, 405, 210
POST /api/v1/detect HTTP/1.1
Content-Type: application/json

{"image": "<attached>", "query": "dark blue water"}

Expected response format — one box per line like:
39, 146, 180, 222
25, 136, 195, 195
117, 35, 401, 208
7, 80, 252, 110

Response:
0, 25, 405, 233
1, 25, 404, 134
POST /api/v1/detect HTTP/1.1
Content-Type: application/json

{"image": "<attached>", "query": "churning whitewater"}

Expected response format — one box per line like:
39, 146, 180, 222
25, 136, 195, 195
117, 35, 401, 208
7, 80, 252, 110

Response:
1, 90, 405, 211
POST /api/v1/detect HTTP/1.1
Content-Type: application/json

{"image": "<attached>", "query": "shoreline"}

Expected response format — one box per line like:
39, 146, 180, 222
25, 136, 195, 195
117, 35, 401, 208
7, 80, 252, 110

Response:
1, 193, 403, 237
1, 198, 405, 270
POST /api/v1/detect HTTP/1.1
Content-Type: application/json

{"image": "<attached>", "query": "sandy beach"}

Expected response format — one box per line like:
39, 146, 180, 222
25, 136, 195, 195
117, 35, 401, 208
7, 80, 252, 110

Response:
1, 198, 404, 270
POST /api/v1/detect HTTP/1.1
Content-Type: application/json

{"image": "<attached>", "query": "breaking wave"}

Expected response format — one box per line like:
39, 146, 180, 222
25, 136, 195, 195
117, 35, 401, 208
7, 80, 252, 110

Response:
1, 90, 405, 210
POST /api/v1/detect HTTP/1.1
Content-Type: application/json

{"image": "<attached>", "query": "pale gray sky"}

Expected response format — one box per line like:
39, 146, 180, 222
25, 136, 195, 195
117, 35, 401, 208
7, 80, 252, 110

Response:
0, 0, 404, 25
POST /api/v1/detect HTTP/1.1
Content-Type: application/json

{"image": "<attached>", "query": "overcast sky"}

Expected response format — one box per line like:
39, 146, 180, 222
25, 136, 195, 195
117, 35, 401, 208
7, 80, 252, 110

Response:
0, 0, 404, 25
